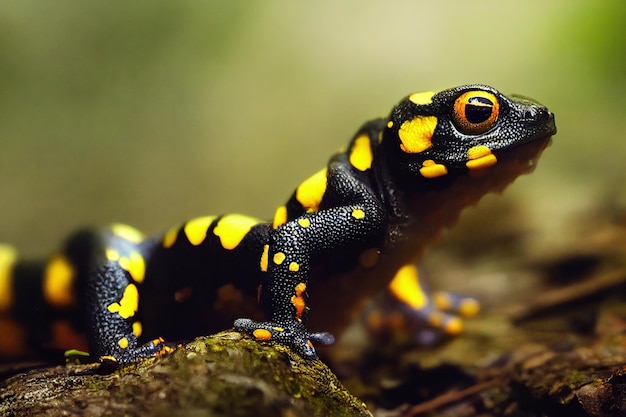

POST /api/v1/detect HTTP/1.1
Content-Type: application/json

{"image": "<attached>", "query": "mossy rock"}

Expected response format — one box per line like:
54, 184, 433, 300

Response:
0, 331, 371, 417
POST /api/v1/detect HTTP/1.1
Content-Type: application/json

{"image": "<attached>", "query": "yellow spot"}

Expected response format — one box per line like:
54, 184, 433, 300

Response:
408, 91, 435, 105
272, 205, 288, 229
387, 121, 393, 128
111, 223, 144, 243
43, 254, 76, 309
444, 317, 464, 335
351, 208, 365, 219
117, 337, 129, 349
295, 168, 328, 212
184, 216, 217, 246
162, 226, 179, 248
118, 251, 146, 283
433, 292, 453, 310
213, 214, 260, 250
419, 159, 448, 178
349, 134, 373, 171
273, 252, 286, 265
288, 262, 300, 272
295, 282, 306, 293
260, 245, 269, 272
106, 249, 119, 261
459, 298, 480, 317
272, 326, 284, 332
388, 265, 427, 309
0, 244, 18, 311
466, 145, 497, 170
359, 248, 380, 268
132, 321, 143, 338
398, 116, 438, 153
297, 218, 311, 228
253, 328, 272, 341
107, 283, 139, 319
291, 282, 307, 320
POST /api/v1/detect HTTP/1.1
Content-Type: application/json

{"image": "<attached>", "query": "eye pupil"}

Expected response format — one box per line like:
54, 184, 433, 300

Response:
465, 97, 494, 124
452, 91, 500, 135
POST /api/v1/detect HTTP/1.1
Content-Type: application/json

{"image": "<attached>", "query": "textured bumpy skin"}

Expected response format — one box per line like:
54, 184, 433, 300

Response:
0, 84, 556, 363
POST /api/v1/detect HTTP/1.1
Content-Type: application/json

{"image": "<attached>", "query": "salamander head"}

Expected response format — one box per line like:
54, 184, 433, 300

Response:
381, 84, 556, 190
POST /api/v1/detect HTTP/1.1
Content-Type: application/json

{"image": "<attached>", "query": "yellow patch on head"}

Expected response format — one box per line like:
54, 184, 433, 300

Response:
253, 328, 272, 341
348, 134, 373, 171
408, 91, 435, 105
351, 208, 365, 220
387, 121, 393, 129
466, 145, 497, 170
398, 116, 438, 153
419, 159, 448, 178
117, 337, 129, 349
260, 244, 270, 272
272, 205, 288, 229
43, 254, 76, 309
213, 214, 260, 250
132, 321, 143, 338
273, 252, 286, 265
106, 249, 120, 261
388, 264, 428, 309
162, 226, 180, 249
295, 168, 328, 212
111, 223, 144, 243
0, 244, 18, 311
107, 283, 139, 319
184, 216, 217, 246
118, 251, 146, 284
297, 218, 311, 228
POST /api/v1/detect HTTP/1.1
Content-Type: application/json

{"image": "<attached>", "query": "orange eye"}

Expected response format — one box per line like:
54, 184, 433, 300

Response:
452, 91, 499, 135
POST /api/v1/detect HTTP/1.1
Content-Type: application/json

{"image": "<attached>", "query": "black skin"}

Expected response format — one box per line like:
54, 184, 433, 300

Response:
2, 84, 556, 363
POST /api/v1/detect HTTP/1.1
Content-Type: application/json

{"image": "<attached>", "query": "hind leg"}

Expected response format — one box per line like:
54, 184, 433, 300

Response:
65, 225, 171, 363
365, 264, 479, 346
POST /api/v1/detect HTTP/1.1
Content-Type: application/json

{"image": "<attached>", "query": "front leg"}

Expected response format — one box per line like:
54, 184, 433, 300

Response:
236, 159, 386, 358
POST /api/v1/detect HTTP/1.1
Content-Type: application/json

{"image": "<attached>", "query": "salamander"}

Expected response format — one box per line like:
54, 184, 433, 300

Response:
0, 84, 556, 364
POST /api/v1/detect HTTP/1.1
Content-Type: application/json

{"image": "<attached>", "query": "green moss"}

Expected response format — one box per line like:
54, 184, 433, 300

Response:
1, 331, 371, 416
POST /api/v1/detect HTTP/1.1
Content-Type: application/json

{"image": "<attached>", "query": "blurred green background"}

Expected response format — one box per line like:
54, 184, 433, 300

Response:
0, 0, 624, 257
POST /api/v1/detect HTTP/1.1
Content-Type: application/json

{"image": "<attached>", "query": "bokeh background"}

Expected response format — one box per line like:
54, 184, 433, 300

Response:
0, 1, 624, 258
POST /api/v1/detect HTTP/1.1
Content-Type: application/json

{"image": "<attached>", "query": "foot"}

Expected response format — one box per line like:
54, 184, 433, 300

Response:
234, 318, 334, 359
